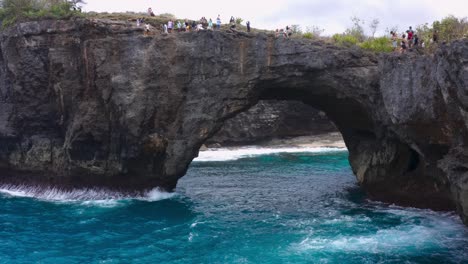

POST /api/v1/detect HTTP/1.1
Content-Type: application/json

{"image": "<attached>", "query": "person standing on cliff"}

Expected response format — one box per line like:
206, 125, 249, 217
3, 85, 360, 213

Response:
246, 21, 251, 32
229, 16, 236, 30
191, 21, 197, 31
400, 33, 407, 53
144, 23, 151, 36
407, 27, 414, 48
168, 20, 174, 33
391, 31, 398, 52
208, 18, 213, 30
433, 30, 439, 43
148, 8, 155, 17
284, 26, 291, 38
413, 34, 419, 48
216, 15, 221, 30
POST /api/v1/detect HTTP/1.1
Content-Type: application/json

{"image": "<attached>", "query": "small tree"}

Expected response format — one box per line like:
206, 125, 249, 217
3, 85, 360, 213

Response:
415, 23, 432, 45
303, 25, 324, 39
290, 24, 302, 34
67, 0, 85, 9
235, 17, 243, 25
345, 16, 366, 41
385, 25, 399, 36
433, 15, 468, 42
369, 18, 379, 38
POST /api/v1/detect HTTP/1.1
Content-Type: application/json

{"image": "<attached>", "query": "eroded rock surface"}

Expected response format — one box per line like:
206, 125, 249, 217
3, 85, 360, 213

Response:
1, 19, 468, 224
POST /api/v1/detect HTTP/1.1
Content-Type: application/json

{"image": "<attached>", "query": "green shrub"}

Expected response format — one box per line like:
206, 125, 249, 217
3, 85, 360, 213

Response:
332, 34, 359, 47
345, 16, 366, 42
433, 15, 468, 42
159, 13, 176, 20
302, 32, 314, 39
359, 37, 393, 52
413, 15, 467, 52
301, 25, 323, 40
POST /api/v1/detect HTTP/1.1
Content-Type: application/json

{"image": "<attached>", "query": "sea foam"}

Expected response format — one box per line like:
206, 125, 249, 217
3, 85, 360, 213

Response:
0, 184, 176, 204
293, 206, 468, 256
195, 146, 347, 162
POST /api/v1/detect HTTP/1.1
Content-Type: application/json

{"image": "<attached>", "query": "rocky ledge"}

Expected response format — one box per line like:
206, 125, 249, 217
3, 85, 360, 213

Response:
1, 19, 468, 225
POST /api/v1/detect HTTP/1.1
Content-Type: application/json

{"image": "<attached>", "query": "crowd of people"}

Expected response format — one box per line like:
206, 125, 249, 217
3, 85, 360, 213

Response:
139, 8, 252, 35
275, 26, 293, 38
390, 26, 440, 53
138, 8, 441, 53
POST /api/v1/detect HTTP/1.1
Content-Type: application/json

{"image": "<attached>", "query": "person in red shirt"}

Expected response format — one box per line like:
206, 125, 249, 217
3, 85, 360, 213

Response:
407, 26, 414, 48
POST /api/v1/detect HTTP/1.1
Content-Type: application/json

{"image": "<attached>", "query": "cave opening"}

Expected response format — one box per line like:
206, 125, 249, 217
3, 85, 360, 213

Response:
407, 148, 420, 173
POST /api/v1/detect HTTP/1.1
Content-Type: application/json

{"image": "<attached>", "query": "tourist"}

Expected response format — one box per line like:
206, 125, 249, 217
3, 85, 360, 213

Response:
163, 23, 168, 34
400, 34, 407, 53
176, 21, 181, 32
283, 26, 291, 38
208, 18, 213, 30
407, 27, 414, 48
216, 15, 221, 30
413, 34, 419, 47
192, 21, 197, 31
168, 20, 173, 33
144, 23, 151, 36
148, 7, 155, 17
196, 23, 204, 31
433, 30, 439, 43
136, 18, 141, 27
201, 17, 208, 29
246, 21, 251, 32
230, 16, 236, 29
391, 31, 398, 51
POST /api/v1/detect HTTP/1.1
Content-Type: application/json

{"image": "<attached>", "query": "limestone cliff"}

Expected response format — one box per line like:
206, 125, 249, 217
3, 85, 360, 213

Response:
1, 19, 468, 225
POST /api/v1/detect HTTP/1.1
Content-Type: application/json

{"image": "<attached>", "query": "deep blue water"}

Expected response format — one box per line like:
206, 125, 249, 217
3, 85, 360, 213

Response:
1, 149, 468, 263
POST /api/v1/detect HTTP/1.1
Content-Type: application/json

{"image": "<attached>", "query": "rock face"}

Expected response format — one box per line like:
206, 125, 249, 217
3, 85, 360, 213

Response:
206, 100, 337, 146
1, 19, 468, 224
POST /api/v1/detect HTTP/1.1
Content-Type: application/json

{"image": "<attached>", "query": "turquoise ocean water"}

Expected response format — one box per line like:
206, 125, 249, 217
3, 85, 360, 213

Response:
0, 148, 467, 263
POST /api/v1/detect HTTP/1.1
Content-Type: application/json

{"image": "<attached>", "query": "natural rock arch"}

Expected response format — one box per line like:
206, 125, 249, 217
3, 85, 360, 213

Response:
0, 19, 467, 224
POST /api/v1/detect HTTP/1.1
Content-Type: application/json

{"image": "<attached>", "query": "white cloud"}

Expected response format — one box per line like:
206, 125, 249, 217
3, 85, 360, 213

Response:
82, 0, 468, 35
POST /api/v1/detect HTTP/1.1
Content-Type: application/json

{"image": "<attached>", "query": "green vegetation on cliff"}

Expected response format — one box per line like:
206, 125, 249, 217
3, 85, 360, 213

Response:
0, 0, 83, 27
294, 15, 467, 53
329, 15, 468, 52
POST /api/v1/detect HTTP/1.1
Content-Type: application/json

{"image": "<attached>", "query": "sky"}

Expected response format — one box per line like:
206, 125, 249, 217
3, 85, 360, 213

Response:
82, 0, 468, 35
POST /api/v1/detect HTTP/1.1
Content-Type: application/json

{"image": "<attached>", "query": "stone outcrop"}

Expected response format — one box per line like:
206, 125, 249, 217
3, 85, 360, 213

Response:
1, 19, 468, 225
205, 100, 337, 146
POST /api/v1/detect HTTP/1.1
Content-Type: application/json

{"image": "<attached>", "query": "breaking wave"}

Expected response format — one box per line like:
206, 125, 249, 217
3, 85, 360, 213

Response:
0, 184, 176, 204
195, 146, 347, 162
